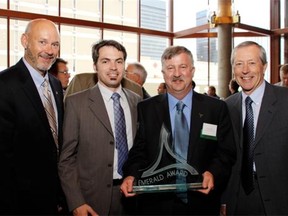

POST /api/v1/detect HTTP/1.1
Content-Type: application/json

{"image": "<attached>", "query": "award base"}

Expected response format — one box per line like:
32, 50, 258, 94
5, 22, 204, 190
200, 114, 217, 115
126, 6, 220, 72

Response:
131, 182, 204, 194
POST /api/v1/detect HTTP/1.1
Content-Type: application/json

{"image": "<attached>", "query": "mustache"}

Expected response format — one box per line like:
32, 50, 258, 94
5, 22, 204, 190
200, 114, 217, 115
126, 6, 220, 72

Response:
172, 77, 184, 82
41, 53, 55, 59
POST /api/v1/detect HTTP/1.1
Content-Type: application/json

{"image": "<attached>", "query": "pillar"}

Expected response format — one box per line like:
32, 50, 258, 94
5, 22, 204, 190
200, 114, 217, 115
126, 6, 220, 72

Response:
217, 0, 233, 98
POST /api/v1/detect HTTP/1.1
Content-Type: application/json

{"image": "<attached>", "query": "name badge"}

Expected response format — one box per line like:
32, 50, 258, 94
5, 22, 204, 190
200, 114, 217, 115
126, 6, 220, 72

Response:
200, 123, 217, 140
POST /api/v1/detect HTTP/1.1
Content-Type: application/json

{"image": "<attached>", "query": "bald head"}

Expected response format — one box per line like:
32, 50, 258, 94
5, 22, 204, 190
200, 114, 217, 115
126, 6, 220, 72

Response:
21, 19, 60, 75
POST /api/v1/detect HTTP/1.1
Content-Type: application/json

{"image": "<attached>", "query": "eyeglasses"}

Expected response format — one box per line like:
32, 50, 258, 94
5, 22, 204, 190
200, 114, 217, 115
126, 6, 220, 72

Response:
58, 70, 70, 75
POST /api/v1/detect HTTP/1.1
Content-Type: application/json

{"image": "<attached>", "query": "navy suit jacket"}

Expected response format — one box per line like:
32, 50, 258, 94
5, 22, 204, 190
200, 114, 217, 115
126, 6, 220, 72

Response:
223, 81, 288, 215
0, 59, 64, 214
123, 91, 236, 214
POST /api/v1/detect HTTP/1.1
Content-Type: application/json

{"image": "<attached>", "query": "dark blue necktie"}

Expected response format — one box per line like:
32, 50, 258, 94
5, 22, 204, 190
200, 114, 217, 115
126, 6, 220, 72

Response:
174, 101, 189, 203
241, 96, 255, 194
111, 93, 128, 176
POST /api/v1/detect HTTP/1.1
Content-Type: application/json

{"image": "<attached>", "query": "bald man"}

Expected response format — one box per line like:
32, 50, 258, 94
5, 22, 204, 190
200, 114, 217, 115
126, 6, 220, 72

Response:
0, 19, 66, 214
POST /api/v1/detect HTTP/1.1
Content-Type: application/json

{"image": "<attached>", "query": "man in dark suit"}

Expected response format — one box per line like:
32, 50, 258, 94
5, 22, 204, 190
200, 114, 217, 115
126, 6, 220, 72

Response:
0, 18, 65, 214
222, 41, 288, 215
58, 40, 141, 216
120, 45, 236, 215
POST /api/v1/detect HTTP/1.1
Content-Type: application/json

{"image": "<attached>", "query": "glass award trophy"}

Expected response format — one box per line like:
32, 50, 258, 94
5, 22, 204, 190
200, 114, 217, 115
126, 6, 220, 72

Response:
132, 125, 203, 194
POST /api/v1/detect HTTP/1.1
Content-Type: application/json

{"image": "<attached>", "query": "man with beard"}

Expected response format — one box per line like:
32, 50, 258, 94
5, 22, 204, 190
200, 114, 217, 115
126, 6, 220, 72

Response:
0, 18, 66, 214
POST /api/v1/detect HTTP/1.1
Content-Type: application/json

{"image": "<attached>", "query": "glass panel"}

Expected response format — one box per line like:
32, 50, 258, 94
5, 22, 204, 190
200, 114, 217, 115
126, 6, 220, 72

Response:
61, 0, 101, 21
103, 0, 137, 27
140, 35, 169, 96
174, 0, 209, 32
141, 0, 170, 31
60, 26, 101, 79
10, 0, 58, 16
280, 0, 287, 28
9, 19, 29, 66
0, 18, 7, 71
233, 0, 270, 29
280, 36, 285, 65
0, 0, 7, 9
103, 29, 138, 63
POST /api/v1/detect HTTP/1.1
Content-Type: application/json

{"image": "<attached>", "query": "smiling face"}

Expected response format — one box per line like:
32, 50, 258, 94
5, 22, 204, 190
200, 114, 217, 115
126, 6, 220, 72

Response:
21, 19, 60, 76
162, 52, 194, 100
232, 44, 267, 95
94, 46, 125, 91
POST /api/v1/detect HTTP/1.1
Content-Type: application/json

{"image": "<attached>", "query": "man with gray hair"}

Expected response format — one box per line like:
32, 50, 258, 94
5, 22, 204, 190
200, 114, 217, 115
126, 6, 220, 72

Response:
125, 62, 151, 99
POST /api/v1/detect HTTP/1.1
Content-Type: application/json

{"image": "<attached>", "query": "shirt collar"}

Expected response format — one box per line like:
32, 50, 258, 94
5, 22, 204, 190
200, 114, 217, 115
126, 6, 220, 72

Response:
98, 82, 124, 102
241, 80, 265, 105
168, 89, 193, 110
22, 57, 48, 88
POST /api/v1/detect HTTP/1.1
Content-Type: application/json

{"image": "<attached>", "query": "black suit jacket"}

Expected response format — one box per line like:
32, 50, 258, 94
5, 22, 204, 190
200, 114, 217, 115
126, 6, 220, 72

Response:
123, 91, 236, 214
223, 82, 288, 215
0, 59, 64, 214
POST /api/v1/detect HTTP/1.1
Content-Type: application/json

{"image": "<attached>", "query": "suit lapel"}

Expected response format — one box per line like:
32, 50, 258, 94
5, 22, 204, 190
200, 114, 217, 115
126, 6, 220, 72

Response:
229, 93, 243, 149
254, 83, 276, 146
188, 92, 204, 158
88, 85, 113, 136
123, 88, 138, 137
157, 94, 171, 131
17, 60, 52, 128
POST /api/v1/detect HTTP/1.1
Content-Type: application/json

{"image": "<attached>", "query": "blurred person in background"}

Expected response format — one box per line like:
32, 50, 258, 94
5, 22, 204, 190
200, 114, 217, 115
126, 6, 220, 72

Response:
207, 85, 220, 99
157, 82, 167, 94
228, 79, 240, 95
125, 62, 151, 99
274, 63, 288, 87
49, 57, 71, 93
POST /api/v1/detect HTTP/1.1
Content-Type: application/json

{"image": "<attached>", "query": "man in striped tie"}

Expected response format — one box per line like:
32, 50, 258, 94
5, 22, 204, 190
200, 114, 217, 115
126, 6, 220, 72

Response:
58, 40, 142, 216
0, 18, 66, 215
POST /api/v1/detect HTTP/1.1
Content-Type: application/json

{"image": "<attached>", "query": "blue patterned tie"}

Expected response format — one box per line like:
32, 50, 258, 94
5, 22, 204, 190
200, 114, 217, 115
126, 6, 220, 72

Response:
111, 93, 128, 176
174, 101, 189, 203
241, 96, 255, 194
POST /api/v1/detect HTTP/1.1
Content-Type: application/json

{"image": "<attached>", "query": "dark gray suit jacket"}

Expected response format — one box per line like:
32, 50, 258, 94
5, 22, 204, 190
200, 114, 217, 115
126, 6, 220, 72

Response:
223, 81, 288, 215
58, 84, 141, 214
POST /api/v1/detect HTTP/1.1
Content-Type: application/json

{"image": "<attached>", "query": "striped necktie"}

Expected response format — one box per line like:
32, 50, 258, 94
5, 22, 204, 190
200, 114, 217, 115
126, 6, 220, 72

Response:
41, 79, 58, 150
111, 92, 128, 176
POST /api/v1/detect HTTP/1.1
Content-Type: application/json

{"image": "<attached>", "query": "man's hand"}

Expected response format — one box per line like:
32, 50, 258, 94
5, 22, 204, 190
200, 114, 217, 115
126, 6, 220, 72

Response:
198, 171, 214, 194
120, 176, 136, 197
73, 204, 98, 216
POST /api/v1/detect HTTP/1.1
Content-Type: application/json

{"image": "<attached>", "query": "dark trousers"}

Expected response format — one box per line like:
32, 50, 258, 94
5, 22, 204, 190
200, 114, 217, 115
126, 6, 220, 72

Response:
109, 184, 138, 216
136, 191, 220, 215
235, 177, 266, 215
